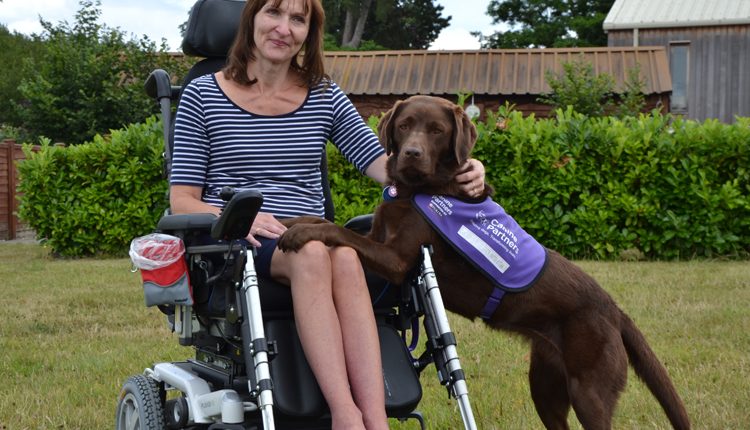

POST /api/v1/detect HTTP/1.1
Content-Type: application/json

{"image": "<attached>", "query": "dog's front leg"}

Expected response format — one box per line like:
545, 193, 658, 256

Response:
280, 216, 330, 228
277, 223, 416, 285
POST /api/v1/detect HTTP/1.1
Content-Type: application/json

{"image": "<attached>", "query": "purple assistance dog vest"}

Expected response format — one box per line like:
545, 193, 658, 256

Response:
412, 194, 548, 319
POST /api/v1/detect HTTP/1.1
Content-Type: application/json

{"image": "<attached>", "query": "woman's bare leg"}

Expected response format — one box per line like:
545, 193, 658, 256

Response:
329, 246, 388, 429
272, 242, 366, 429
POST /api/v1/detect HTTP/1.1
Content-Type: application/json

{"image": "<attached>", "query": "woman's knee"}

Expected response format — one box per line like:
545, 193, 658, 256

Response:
329, 247, 367, 288
329, 246, 360, 266
299, 240, 331, 261
272, 240, 331, 281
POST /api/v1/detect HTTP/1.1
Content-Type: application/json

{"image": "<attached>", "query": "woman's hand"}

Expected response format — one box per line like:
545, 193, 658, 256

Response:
247, 211, 287, 247
455, 158, 486, 198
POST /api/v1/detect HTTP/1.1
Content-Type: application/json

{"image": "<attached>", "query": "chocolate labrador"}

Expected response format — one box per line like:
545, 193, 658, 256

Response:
278, 95, 690, 430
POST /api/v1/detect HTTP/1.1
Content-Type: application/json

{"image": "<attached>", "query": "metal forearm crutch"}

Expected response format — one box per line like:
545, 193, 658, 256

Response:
239, 247, 276, 430
417, 245, 478, 430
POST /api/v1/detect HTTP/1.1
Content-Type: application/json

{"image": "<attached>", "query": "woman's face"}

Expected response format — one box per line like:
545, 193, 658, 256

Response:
253, 0, 310, 64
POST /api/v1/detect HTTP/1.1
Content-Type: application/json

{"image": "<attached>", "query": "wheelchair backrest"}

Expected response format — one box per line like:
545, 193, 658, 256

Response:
163, 0, 335, 221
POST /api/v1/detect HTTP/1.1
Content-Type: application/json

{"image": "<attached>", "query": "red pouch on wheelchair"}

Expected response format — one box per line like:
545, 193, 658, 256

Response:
129, 233, 193, 307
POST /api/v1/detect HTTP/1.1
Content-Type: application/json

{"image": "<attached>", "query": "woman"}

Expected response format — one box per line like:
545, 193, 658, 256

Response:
169, 0, 486, 428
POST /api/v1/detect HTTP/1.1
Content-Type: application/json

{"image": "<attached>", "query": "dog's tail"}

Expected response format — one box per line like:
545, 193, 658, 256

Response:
621, 312, 691, 429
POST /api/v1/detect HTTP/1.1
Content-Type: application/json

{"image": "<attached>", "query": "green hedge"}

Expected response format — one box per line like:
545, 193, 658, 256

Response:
474, 108, 750, 259
327, 116, 384, 224
16, 111, 750, 259
17, 117, 167, 257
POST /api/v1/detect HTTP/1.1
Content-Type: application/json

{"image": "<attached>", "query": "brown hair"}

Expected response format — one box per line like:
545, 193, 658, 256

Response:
222, 0, 328, 88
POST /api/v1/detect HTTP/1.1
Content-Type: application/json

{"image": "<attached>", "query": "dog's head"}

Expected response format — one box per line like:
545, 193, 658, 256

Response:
378, 95, 477, 192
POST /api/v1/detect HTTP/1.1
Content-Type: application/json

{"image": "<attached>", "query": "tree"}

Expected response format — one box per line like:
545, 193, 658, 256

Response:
538, 56, 647, 117
16, 0, 188, 144
363, 0, 450, 49
340, 0, 375, 48
0, 25, 43, 127
538, 57, 615, 116
324, 0, 450, 50
478, 0, 614, 48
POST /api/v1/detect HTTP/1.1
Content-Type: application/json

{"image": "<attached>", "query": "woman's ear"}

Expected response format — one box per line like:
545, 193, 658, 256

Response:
452, 105, 477, 165
377, 100, 403, 156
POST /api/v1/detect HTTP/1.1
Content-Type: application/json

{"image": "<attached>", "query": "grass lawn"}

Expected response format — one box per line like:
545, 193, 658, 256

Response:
1, 242, 748, 429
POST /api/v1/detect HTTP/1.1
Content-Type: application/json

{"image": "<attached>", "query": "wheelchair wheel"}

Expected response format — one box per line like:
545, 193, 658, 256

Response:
115, 374, 166, 430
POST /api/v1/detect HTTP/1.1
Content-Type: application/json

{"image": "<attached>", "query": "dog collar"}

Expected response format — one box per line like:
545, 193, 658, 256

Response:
382, 185, 399, 201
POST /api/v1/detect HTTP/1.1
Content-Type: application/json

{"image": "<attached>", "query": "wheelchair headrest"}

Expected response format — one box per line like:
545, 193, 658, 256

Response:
182, 0, 245, 57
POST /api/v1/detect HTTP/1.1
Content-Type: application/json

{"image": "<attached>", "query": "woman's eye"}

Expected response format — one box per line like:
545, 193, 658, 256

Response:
291, 15, 307, 24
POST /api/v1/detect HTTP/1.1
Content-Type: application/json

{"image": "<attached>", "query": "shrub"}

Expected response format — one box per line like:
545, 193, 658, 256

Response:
327, 115, 384, 224
0, 25, 43, 127
539, 56, 615, 116
539, 56, 647, 117
613, 63, 647, 118
16, 109, 750, 260
17, 117, 167, 257
473, 108, 750, 259
15, 0, 188, 144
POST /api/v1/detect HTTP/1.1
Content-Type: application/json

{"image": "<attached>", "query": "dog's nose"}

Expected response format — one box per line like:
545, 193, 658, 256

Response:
403, 147, 422, 158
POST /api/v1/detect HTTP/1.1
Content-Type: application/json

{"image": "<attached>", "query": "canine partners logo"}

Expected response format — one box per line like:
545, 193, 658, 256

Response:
475, 209, 489, 227
428, 195, 454, 217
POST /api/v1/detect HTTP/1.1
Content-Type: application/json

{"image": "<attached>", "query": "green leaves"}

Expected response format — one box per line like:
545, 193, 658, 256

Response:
14, 0, 189, 145
474, 108, 750, 260
16, 117, 168, 257
326, 142, 383, 225
483, 0, 613, 48
14, 109, 750, 260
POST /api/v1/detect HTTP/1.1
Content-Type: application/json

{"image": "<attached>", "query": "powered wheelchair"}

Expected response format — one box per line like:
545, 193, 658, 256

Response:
116, 1, 477, 429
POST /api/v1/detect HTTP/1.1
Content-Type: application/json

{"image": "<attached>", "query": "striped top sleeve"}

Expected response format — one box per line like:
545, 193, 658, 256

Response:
169, 74, 384, 219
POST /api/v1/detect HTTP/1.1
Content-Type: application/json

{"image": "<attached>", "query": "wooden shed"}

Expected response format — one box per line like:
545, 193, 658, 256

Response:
604, 0, 750, 123
323, 47, 672, 119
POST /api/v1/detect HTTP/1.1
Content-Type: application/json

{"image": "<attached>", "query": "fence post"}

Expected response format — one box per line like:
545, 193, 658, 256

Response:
7, 140, 17, 240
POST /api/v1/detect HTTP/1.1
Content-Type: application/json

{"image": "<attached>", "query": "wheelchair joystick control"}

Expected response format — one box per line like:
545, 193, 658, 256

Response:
220, 186, 237, 202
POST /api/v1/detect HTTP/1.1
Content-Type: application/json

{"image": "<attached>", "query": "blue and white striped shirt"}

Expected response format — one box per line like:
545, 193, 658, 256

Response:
170, 74, 384, 219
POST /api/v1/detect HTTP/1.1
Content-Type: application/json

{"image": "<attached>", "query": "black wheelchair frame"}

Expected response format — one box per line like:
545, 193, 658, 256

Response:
115, 1, 477, 429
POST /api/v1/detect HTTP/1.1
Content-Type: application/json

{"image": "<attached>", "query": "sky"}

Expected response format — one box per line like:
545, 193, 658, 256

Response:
0, 0, 501, 51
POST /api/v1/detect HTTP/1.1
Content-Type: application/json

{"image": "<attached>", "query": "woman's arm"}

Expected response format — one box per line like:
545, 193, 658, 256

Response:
170, 184, 285, 247
170, 185, 219, 215
364, 154, 389, 185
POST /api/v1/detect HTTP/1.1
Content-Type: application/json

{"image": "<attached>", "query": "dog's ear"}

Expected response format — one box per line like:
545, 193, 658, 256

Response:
451, 105, 478, 165
377, 100, 404, 156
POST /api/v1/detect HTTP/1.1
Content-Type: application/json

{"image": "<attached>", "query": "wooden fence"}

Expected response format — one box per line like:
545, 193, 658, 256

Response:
0, 139, 35, 240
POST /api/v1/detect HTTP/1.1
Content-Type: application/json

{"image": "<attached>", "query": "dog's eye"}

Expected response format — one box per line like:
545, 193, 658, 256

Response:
398, 123, 409, 131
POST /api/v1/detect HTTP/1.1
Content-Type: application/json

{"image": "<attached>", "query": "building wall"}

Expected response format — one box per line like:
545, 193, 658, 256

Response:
608, 25, 750, 122
348, 93, 669, 121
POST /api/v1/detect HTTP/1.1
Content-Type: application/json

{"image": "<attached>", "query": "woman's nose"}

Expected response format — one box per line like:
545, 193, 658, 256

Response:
275, 18, 291, 35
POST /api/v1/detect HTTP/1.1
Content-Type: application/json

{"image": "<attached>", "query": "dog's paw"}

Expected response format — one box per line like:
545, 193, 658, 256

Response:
277, 224, 320, 252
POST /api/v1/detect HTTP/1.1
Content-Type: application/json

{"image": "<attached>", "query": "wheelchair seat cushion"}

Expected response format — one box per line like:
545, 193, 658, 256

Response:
266, 321, 422, 419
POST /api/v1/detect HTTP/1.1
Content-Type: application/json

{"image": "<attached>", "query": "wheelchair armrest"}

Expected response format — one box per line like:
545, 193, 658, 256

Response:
155, 190, 264, 241
344, 214, 373, 235
157, 213, 217, 233
211, 189, 263, 241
